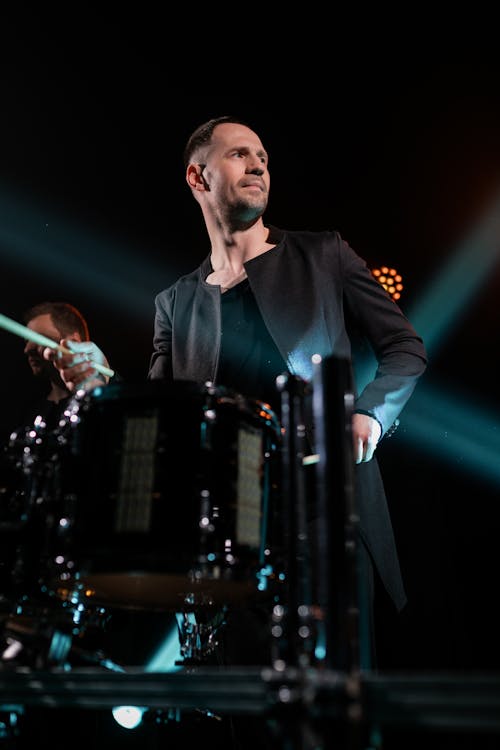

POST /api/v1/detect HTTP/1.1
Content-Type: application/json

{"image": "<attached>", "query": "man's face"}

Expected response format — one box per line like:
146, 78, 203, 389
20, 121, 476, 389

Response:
24, 313, 62, 379
200, 122, 270, 225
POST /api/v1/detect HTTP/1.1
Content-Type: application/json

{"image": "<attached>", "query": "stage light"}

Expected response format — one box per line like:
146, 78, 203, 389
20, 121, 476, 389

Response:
0, 185, 179, 322
112, 617, 182, 731
408, 193, 500, 356
393, 191, 500, 485
112, 705, 146, 730
395, 380, 500, 486
371, 265, 404, 301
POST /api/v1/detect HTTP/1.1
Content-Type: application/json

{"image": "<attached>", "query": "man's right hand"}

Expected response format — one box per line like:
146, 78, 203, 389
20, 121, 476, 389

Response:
44, 338, 111, 392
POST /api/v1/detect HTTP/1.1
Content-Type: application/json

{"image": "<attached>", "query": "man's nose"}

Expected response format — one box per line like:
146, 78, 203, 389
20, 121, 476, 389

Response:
246, 154, 265, 175
247, 164, 264, 176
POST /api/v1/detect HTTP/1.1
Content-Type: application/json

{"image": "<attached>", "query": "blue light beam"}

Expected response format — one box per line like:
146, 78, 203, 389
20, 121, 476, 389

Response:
408, 193, 500, 355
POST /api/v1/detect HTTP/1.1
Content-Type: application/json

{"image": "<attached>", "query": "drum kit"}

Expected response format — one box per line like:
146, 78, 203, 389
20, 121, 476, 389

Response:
0, 324, 361, 746
0, 330, 493, 748
0, 379, 292, 667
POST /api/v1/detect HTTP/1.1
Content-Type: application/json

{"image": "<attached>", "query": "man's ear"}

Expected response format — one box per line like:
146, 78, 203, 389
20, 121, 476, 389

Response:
186, 163, 208, 192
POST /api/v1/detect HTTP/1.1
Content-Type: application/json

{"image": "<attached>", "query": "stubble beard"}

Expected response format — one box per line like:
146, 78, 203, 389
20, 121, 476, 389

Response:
224, 195, 267, 232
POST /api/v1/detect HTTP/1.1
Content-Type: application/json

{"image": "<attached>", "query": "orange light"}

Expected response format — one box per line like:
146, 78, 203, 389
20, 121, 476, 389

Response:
371, 265, 404, 301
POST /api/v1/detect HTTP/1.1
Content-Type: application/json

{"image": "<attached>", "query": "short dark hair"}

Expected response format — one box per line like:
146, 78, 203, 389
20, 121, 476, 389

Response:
183, 115, 253, 169
23, 301, 90, 341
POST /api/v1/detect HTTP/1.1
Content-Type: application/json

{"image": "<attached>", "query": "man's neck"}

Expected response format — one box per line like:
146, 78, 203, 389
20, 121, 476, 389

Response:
209, 221, 272, 272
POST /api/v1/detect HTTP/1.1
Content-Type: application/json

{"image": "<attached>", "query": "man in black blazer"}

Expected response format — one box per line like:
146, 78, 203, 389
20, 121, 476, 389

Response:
149, 115, 427, 652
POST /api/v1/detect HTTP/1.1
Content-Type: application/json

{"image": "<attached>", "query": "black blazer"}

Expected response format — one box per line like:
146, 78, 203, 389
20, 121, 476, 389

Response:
149, 227, 427, 610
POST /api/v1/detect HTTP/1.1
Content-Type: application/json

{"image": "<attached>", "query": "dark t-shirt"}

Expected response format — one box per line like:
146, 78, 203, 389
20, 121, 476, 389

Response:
217, 279, 288, 415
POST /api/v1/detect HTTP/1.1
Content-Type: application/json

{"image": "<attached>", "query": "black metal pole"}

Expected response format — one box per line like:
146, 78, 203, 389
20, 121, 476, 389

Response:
311, 354, 359, 673
275, 373, 315, 669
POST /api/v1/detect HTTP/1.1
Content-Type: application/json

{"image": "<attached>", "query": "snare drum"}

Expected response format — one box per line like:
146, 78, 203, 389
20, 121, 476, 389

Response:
46, 380, 282, 612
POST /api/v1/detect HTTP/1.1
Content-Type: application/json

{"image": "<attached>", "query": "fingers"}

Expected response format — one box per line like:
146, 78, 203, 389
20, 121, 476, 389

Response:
48, 339, 111, 392
43, 345, 57, 362
352, 413, 381, 464
354, 436, 377, 464
354, 437, 375, 464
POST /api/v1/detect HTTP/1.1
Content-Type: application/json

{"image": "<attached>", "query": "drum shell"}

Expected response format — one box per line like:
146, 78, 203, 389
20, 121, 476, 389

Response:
49, 381, 283, 611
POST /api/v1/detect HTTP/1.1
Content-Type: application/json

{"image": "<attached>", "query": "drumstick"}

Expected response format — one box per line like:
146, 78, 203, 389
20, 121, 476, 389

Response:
0, 311, 115, 379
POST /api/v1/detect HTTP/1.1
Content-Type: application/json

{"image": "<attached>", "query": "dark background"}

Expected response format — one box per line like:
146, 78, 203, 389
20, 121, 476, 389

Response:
1, 12, 500, 747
